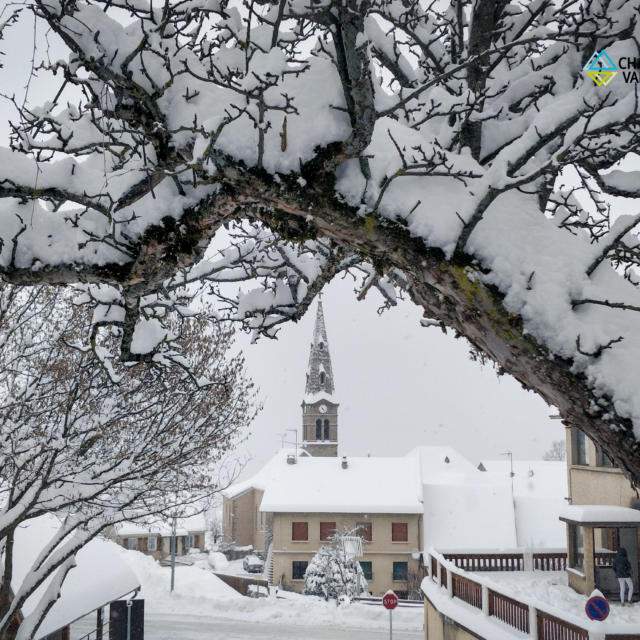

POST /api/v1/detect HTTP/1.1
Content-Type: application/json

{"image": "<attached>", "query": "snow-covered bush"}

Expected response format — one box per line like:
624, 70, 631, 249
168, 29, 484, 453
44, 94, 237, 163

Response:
303, 544, 368, 602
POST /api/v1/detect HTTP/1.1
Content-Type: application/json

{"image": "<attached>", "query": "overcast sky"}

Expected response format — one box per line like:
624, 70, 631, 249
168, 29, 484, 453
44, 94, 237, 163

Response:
0, 11, 565, 484
233, 276, 563, 480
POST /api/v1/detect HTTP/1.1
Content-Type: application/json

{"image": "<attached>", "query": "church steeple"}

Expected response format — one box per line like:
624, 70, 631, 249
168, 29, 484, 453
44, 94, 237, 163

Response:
301, 299, 339, 457
305, 298, 335, 397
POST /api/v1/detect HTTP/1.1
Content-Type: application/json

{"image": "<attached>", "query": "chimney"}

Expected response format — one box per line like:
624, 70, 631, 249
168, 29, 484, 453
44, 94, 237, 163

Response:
341, 456, 348, 469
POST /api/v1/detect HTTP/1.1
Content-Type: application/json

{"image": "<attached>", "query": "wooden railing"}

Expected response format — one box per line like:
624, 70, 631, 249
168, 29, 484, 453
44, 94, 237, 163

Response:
452, 573, 482, 609
444, 552, 523, 571
425, 552, 640, 640
537, 610, 588, 640
533, 552, 566, 571
489, 590, 529, 634
595, 551, 617, 567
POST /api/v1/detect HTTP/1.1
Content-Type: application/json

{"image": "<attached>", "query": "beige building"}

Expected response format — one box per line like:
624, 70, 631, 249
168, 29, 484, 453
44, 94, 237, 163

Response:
222, 301, 424, 596
113, 514, 207, 560
260, 454, 424, 596
562, 426, 640, 597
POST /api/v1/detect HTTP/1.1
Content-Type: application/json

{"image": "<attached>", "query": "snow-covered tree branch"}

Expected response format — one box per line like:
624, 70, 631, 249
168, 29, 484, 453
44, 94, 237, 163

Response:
0, 283, 257, 639
1, 1, 640, 483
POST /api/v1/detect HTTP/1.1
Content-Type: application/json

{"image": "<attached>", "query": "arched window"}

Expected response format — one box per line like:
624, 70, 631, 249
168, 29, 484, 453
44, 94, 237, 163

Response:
319, 342, 324, 350
324, 419, 330, 440
316, 419, 322, 440
320, 371, 325, 384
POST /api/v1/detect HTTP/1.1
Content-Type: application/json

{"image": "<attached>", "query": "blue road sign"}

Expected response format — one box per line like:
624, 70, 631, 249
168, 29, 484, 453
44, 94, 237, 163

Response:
585, 595, 610, 621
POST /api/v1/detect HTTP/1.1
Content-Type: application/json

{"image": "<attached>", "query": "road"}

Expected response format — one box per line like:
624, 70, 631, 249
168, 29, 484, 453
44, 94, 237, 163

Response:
72, 613, 423, 640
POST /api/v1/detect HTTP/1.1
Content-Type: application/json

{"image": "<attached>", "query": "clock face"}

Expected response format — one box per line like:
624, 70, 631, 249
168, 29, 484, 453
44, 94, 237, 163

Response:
319, 404, 327, 414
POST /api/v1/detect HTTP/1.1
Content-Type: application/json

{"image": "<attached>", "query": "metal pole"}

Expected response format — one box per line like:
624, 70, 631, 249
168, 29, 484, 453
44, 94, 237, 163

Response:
170, 516, 177, 592
126, 599, 132, 640
96, 606, 103, 640
389, 609, 393, 640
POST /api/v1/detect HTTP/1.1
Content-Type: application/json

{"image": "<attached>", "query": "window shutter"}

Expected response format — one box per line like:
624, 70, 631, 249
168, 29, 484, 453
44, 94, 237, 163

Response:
357, 522, 372, 542
292, 521, 308, 541
392, 522, 408, 542
319, 522, 335, 541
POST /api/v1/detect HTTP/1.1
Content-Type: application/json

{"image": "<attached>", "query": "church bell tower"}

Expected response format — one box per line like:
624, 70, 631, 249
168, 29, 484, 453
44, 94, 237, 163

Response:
301, 299, 339, 457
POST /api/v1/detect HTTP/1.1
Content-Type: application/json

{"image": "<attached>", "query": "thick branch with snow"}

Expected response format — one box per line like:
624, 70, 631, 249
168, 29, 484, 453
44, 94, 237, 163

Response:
1, 0, 640, 483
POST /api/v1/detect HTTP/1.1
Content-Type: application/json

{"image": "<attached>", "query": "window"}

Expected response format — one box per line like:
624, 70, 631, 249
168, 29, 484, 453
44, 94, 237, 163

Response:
357, 522, 372, 542
596, 445, 614, 468
594, 527, 618, 567
292, 561, 308, 580
320, 522, 335, 541
572, 429, 589, 465
323, 419, 330, 440
359, 561, 373, 580
127, 538, 137, 550
292, 522, 308, 541
569, 524, 584, 571
147, 536, 157, 551
392, 522, 408, 542
319, 342, 324, 350
315, 419, 322, 440
393, 562, 408, 581
320, 371, 325, 384
187, 534, 195, 548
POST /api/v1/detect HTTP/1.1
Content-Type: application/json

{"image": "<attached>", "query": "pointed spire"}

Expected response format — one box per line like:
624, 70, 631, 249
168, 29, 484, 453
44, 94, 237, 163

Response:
305, 299, 335, 397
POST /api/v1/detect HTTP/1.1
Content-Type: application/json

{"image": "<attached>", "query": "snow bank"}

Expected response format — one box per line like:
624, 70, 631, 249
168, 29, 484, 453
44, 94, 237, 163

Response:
116, 548, 422, 631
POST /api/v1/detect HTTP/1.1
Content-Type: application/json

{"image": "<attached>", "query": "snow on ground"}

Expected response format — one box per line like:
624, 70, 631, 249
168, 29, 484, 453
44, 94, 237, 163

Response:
108, 548, 423, 632
481, 571, 640, 628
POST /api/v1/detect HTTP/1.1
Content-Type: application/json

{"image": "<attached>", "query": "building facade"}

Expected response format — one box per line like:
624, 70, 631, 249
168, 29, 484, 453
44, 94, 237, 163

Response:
270, 511, 422, 597
563, 426, 640, 597
113, 515, 207, 560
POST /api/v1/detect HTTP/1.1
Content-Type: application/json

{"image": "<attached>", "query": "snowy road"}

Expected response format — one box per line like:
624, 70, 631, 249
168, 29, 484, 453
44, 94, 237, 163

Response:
73, 613, 423, 640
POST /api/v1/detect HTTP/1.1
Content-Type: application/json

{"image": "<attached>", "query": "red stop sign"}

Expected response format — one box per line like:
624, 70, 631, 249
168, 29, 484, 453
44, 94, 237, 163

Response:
383, 591, 398, 610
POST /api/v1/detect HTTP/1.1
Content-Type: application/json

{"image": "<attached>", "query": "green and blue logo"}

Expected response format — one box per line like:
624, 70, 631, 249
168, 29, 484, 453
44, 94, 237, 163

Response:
583, 50, 618, 86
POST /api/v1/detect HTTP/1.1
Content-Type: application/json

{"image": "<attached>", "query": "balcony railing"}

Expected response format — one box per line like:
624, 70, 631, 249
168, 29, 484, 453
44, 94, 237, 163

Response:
424, 550, 639, 640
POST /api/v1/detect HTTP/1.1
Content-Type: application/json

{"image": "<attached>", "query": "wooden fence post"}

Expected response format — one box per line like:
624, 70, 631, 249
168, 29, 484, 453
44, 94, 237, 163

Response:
446, 567, 453, 598
481, 585, 489, 616
523, 549, 534, 572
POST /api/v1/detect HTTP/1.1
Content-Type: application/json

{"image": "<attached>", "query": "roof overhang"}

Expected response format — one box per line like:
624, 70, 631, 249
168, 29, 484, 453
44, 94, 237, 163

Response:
559, 504, 640, 527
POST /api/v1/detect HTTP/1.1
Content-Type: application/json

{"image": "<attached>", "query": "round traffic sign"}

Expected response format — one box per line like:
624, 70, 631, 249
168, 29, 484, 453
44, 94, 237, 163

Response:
585, 595, 610, 621
383, 590, 399, 610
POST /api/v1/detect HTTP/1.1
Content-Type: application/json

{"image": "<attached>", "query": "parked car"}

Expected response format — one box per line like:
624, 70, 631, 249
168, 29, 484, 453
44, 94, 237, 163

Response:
242, 554, 264, 573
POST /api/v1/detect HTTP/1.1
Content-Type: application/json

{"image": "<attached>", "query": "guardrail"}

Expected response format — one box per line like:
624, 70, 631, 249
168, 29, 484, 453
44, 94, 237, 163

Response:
425, 551, 639, 640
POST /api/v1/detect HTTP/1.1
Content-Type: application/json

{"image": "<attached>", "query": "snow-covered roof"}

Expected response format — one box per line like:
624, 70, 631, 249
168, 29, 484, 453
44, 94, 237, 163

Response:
422, 481, 518, 550
414, 449, 567, 550
117, 513, 206, 537
302, 392, 339, 405
479, 460, 568, 547
260, 455, 423, 514
479, 460, 568, 498
407, 446, 481, 484
222, 449, 310, 499
10, 515, 140, 639
560, 504, 640, 525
